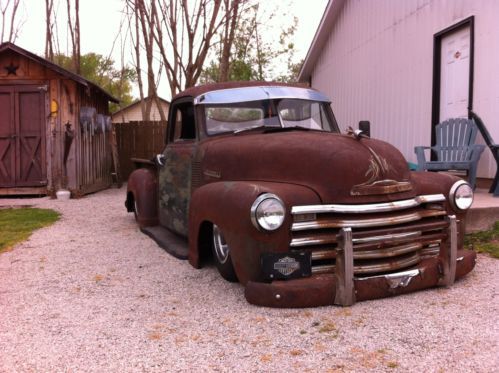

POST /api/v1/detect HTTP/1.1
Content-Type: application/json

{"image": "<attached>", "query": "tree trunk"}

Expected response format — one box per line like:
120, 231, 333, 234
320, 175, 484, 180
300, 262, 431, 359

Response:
219, 0, 240, 82
44, 0, 54, 61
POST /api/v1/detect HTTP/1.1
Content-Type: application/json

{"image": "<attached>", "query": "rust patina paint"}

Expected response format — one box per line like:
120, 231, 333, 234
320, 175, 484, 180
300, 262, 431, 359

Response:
127, 81, 477, 308
200, 132, 414, 204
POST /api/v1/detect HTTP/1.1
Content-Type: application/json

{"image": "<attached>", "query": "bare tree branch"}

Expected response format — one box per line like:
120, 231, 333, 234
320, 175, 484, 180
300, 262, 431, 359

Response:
45, 0, 54, 60
7, 0, 20, 42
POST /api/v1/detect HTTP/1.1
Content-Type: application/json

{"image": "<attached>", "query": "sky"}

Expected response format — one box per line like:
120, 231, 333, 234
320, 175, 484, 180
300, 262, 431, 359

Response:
10, 0, 328, 99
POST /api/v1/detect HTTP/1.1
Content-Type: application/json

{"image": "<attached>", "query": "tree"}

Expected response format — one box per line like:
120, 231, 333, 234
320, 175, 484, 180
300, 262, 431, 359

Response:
66, 0, 80, 74
200, 2, 298, 83
128, 0, 244, 98
275, 59, 303, 83
54, 53, 136, 113
1, 0, 23, 43
127, 0, 166, 121
44, 0, 55, 60
218, 0, 242, 82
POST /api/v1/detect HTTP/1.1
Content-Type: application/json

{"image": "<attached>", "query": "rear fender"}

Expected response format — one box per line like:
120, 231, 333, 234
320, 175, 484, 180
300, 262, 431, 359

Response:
188, 181, 320, 284
126, 168, 158, 227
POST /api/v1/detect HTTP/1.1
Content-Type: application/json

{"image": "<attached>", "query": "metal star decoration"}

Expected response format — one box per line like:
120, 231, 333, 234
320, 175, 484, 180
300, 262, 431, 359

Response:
4, 62, 19, 75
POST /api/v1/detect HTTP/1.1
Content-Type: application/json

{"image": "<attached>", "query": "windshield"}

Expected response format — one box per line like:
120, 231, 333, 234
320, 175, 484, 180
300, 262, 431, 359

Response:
204, 99, 338, 135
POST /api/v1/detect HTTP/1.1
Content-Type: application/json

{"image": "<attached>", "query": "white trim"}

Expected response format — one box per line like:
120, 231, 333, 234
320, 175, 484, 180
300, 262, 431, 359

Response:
298, 0, 346, 82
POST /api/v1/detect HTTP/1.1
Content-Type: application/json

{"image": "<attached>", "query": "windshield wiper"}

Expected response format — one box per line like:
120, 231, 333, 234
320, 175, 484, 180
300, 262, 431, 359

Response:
264, 126, 316, 133
234, 125, 320, 135
234, 125, 275, 134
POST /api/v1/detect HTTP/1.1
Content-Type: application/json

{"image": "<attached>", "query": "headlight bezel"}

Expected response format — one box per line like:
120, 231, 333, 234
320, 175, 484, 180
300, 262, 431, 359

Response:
449, 180, 474, 211
250, 193, 286, 231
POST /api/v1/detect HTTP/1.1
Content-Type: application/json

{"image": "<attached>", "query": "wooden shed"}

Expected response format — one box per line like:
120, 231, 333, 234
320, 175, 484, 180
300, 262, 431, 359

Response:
0, 42, 118, 196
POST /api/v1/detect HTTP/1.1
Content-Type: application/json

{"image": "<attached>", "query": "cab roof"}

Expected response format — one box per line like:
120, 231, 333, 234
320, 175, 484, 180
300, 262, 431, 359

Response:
172, 81, 310, 101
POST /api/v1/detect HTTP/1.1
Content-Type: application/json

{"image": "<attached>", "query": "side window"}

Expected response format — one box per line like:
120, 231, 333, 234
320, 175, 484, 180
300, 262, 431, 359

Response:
170, 102, 196, 142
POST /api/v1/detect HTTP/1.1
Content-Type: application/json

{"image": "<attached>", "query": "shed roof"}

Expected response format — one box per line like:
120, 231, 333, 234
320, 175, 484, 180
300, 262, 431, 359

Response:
298, 0, 346, 82
0, 42, 119, 103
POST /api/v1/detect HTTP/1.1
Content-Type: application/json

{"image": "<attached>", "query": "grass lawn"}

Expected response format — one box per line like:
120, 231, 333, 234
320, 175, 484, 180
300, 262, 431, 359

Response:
0, 207, 60, 253
464, 221, 499, 259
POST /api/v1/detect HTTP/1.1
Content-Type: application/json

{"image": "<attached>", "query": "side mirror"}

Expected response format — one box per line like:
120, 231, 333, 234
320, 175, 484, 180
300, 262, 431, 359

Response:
155, 154, 166, 167
359, 121, 371, 138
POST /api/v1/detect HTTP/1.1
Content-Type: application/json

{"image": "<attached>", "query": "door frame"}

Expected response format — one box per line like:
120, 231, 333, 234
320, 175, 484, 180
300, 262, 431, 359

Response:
431, 16, 475, 147
15, 84, 48, 187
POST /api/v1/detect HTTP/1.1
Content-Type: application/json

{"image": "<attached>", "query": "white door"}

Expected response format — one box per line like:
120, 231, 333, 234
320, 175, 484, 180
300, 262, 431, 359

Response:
439, 25, 471, 121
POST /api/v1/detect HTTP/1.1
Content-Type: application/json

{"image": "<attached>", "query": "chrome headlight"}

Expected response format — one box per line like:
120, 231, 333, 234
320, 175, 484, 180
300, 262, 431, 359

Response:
449, 180, 474, 210
251, 193, 286, 231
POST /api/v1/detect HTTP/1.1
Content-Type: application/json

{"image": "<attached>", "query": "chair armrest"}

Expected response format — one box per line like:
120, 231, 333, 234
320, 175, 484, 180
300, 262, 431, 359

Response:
414, 146, 431, 170
414, 146, 432, 155
470, 144, 486, 161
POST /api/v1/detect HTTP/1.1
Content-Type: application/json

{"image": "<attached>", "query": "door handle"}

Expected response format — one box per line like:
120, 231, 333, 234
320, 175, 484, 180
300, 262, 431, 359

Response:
155, 154, 166, 167
11, 135, 17, 139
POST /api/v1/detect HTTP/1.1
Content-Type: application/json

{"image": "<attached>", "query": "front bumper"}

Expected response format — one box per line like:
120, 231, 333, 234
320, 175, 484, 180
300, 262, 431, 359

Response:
245, 249, 476, 308
245, 215, 476, 308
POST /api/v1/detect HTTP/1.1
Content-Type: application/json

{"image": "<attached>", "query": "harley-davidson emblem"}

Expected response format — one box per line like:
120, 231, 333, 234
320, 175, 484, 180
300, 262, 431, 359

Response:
274, 256, 300, 276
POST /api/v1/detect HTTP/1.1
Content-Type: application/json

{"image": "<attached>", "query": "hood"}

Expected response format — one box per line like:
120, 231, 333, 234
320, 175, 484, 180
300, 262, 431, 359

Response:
199, 131, 415, 203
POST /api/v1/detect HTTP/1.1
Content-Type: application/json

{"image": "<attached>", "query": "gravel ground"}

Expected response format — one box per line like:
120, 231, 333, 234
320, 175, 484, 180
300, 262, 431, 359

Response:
0, 187, 498, 372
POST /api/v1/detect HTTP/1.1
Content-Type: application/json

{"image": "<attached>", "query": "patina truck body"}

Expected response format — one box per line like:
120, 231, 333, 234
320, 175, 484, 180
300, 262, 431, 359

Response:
126, 81, 476, 307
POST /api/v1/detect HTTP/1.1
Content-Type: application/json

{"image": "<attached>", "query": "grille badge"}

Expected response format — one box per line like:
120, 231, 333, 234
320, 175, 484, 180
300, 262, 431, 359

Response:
274, 256, 300, 276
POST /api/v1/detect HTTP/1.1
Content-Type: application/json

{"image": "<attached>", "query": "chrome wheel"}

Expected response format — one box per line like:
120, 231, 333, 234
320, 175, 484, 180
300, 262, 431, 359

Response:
213, 224, 229, 264
133, 199, 139, 221
211, 223, 238, 282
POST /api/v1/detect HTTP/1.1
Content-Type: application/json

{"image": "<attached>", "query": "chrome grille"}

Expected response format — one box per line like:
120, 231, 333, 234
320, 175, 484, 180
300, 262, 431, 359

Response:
290, 194, 448, 276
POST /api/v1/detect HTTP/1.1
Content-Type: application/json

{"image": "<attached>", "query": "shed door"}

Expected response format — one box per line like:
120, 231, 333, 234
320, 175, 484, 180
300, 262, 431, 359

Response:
0, 85, 46, 187
439, 25, 471, 121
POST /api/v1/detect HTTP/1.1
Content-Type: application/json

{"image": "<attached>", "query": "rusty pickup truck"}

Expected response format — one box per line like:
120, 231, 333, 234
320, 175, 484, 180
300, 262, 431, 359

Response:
125, 81, 476, 307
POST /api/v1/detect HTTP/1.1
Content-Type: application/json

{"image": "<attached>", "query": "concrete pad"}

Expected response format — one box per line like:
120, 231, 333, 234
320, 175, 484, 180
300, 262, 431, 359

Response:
466, 188, 499, 232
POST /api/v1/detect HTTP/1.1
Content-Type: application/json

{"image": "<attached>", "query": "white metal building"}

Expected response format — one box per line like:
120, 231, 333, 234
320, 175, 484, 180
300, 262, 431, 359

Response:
299, 0, 499, 179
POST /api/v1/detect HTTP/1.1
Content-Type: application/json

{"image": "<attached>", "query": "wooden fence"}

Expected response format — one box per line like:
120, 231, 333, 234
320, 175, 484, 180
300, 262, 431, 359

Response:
77, 128, 113, 195
114, 121, 167, 179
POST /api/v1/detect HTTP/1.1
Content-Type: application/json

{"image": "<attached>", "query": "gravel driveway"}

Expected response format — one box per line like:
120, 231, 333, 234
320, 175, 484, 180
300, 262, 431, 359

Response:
0, 187, 498, 372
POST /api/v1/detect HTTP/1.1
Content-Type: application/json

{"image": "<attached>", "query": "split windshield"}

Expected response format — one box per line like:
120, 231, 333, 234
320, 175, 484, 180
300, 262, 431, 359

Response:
204, 99, 337, 135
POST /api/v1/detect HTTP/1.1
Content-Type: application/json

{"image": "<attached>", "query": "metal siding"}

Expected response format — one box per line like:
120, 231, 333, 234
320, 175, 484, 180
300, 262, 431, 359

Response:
311, 0, 499, 178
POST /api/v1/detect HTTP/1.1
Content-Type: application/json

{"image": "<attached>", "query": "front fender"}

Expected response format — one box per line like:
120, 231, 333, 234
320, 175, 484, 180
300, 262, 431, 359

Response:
126, 168, 158, 227
188, 181, 321, 284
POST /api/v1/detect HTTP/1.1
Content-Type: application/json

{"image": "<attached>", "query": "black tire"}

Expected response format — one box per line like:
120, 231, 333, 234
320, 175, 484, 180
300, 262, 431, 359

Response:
212, 224, 238, 282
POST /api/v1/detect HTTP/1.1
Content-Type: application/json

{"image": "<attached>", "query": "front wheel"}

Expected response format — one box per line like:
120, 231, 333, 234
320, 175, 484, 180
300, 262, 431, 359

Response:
133, 198, 139, 222
212, 224, 238, 282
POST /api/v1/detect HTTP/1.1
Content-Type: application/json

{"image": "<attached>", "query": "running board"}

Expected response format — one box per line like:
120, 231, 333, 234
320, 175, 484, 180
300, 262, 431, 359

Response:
141, 226, 189, 260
